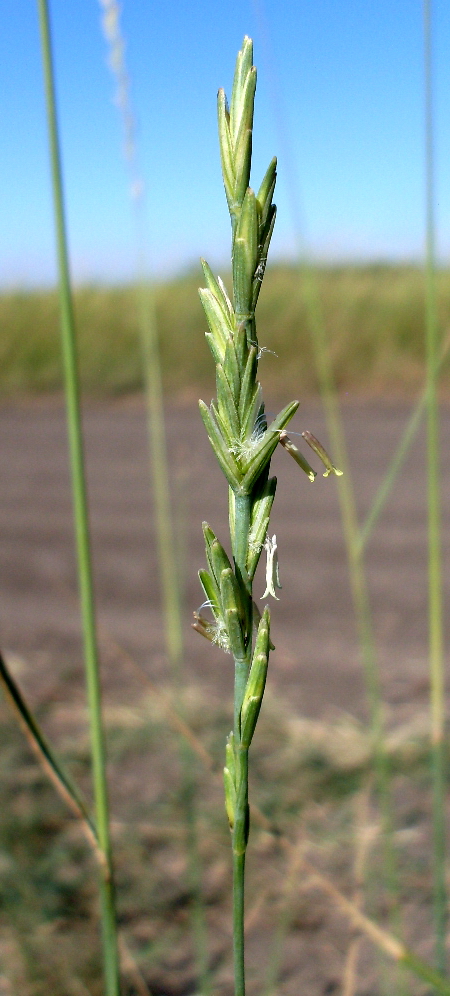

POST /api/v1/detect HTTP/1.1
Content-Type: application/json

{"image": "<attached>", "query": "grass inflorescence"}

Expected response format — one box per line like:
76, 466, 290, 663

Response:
193, 36, 344, 996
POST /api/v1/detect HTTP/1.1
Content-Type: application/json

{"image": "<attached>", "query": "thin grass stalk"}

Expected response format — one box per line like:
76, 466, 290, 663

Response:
300, 271, 384, 737
36, 3, 120, 992
358, 332, 450, 554
359, 371, 432, 553
97, 6, 211, 988
98, 0, 184, 675
0, 651, 98, 854
135, 276, 184, 672
423, 0, 447, 976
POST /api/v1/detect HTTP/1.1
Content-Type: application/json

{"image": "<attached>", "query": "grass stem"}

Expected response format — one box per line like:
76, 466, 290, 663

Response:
36, 2, 120, 991
233, 850, 246, 996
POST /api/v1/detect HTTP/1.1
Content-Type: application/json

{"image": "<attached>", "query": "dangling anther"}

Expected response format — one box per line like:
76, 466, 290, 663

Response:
301, 431, 343, 477
279, 430, 316, 482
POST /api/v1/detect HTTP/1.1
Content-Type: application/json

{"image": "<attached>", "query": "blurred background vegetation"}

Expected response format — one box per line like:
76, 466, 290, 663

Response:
2, 263, 450, 398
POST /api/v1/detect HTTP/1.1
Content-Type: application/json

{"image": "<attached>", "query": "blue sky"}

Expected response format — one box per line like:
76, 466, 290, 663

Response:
2, 0, 450, 286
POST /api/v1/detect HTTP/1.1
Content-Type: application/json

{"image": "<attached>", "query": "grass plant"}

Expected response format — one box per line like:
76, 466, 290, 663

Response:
193, 38, 342, 995
36, 1, 120, 991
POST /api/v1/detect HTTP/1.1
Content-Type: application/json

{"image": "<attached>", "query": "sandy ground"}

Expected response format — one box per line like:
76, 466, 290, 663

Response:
1, 395, 449, 994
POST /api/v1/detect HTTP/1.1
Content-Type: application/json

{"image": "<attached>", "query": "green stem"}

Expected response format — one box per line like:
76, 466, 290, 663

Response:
36, 3, 120, 992
233, 744, 249, 996
358, 390, 427, 554
137, 279, 184, 675
423, 0, 446, 976
232, 491, 252, 995
233, 851, 246, 996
